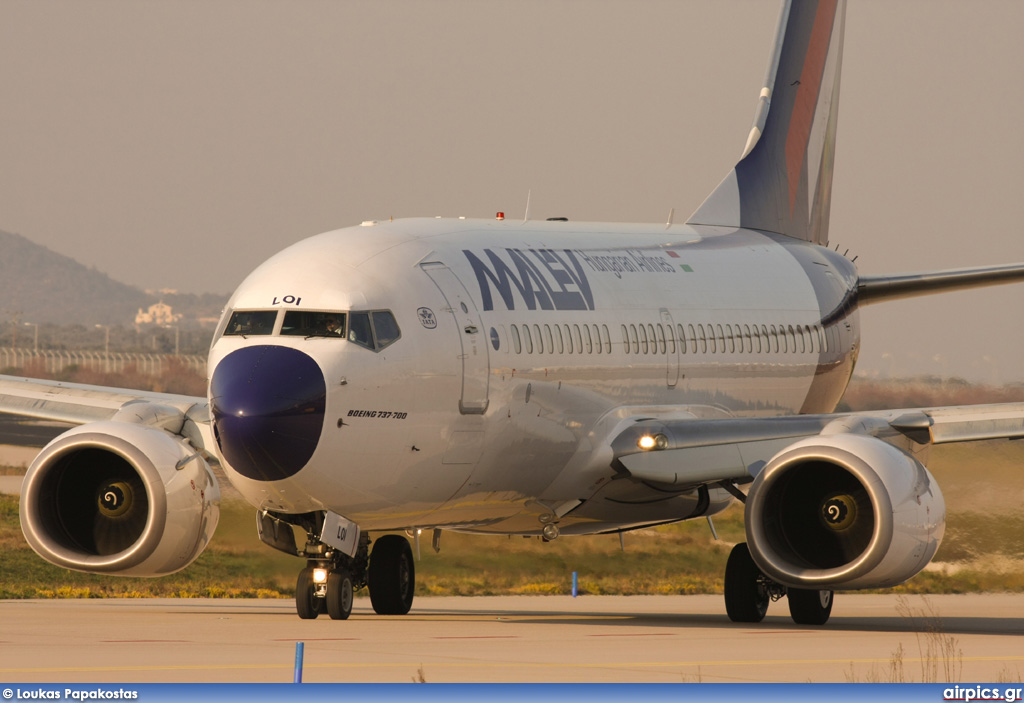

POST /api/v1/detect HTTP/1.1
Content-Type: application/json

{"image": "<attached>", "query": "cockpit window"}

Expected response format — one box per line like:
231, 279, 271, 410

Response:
281, 310, 347, 338
224, 310, 277, 336
372, 311, 401, 348
348, 311, 401, 351
348, 312, 373, 349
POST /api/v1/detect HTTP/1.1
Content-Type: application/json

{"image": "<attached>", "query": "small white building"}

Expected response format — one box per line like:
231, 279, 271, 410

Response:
135, 301, 182, 326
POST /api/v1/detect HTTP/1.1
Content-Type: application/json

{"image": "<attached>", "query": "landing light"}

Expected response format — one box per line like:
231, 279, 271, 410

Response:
313, 568, 329, 584
638, 434, 669, 451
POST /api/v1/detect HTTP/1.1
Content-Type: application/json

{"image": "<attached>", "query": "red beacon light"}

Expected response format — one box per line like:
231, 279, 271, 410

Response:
496, 212, 505, 220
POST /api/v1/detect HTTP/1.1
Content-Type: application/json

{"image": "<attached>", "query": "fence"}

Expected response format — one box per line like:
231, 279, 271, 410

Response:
0, 347, 206, 377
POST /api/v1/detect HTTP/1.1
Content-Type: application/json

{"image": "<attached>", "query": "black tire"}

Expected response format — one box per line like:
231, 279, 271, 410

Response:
788, 588, 833, 625
724, 542, 769, 623
295, 567, 321, 620
368, 535, 415, 615
326, 569, 354, 620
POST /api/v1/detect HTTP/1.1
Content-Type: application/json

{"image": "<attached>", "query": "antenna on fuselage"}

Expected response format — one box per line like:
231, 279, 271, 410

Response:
666, 208, 675, 229
523, 189, 532, 223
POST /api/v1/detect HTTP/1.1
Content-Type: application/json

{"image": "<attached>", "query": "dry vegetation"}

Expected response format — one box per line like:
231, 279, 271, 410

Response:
840, 375, 1024, 411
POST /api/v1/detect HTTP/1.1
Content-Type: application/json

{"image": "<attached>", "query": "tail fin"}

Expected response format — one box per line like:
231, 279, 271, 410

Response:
687, 0, 846, 246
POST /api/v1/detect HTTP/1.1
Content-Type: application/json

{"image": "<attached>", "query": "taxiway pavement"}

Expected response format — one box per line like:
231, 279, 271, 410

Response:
0, 594, 1021, 683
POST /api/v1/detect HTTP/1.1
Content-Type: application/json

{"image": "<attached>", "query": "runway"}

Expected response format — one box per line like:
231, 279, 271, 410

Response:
1, 594, 1022, 683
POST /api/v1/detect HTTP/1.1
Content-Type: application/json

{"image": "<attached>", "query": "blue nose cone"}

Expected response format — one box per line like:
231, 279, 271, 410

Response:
211, 345, 326, 482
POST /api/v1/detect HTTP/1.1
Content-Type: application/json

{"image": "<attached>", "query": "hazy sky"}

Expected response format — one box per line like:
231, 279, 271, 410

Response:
1, 1, 1022, 383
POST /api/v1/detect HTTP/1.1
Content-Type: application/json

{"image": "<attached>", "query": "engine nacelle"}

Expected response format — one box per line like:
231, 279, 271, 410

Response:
20, 421, 220, 576
745, 433, 944, 590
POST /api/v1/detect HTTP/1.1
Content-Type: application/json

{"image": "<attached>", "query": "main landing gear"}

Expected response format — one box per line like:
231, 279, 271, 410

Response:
723, 542, 833, 626
293, 532, 415, 620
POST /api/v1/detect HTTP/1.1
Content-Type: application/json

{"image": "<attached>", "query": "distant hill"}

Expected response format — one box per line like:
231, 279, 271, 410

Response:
0, 229, 224, 326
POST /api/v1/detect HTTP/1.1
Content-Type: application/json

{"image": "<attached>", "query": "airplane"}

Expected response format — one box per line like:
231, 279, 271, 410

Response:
4, 0, 1024, 626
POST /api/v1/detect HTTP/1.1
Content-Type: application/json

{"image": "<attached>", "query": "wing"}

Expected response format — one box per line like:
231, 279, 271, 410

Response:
0, 374, 212, 452
586, 400, 1024, 595
613, 402, 1024, 488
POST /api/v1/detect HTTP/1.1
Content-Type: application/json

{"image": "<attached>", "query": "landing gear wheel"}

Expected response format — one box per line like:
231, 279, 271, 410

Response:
368, 535, 415, 615
724, 542, 769, 623
326, 569, 354, 620
788, 588, 833, 625
295, 567, 322, 620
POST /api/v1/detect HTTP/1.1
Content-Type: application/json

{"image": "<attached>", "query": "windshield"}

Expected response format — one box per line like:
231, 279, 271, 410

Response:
221, 308, 399, 350
281, 311, 347, 337
224, 310, 277, 336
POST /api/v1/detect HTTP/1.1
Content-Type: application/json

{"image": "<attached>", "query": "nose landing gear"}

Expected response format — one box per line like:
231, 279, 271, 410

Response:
295, 552, 364, 621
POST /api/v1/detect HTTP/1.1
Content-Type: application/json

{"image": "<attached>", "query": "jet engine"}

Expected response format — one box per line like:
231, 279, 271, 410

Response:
745, 433, 944, 590
20, 421, 220, 576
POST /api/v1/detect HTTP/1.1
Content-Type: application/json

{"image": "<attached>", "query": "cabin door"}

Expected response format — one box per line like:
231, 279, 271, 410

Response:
420, 262, 490, 414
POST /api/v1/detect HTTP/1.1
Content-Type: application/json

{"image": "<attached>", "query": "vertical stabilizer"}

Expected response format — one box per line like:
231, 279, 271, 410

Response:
687, 0, 846, 245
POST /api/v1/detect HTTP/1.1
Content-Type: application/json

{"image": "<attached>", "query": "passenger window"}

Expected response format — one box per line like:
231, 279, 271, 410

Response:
348, 312, 373, 349
592, 325, 602, 354
512, 324, 522, 354
544, 325, 554, 354
698, 324, 708, 354
678, 324, 686, 355
555, 325, 564, 354
372, 311, 401, 349
726, 324, 735, 354
716, 324, 725, 354
573, 324, 583, 354
666, 324, 675, 354
639, 324, 648, 354
602, 325, 612, 354
622, 325, 630, 354
629, 324, 639, 354
688, 324, 697, 354
656, 324, 666, 354
523, 325, 534, 354
225, 310, 277, 336
533, 324, 543, 354
564, 324, 574, 354
770, 325, 779, 353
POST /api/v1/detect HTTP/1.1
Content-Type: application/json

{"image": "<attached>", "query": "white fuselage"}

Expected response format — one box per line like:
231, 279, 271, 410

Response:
207, 217, 860, 535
